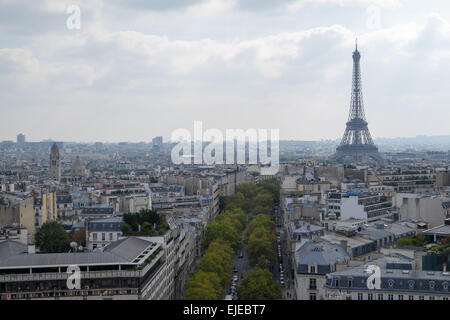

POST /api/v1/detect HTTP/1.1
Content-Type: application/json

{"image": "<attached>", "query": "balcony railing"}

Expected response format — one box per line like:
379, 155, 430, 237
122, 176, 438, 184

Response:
1, 288, 139, 300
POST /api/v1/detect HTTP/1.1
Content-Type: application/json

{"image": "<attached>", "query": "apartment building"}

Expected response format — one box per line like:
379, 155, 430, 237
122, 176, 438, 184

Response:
324, 257, 450, 300
0, 193, 35, 244
294, 240, 350, 300
0, 236, 175, 300
86, 217, 123, 250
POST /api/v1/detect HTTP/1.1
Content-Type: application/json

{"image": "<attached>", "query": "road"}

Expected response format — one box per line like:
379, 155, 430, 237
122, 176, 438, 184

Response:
273, 203, 296, 300
227, 220, 251, 299
228, 203, 296, 300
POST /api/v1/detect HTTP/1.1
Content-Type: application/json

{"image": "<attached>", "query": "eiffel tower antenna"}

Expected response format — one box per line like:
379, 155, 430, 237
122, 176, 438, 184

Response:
333, 43, 382, 164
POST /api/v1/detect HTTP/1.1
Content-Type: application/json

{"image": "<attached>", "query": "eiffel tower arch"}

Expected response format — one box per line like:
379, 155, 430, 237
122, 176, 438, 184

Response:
333, 41, 382, 164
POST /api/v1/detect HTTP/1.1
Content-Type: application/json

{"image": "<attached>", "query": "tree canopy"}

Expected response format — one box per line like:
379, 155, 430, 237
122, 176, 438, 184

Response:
237, 268, 282, 300
35, 221, 70, 253
122, 209, 169, 236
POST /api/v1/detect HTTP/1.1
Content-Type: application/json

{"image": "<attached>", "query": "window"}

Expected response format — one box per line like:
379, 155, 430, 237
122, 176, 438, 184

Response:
409, 296, 414, 300
378, 293, 383, 300
419, 296, 424, 300
429, 296, 435, 300
109, 233, 113, 241
310, 266, 316, 273
398, 295, 403, 300
358, 293, 363, 300
335, 279, 339, 287
309, 279, 317, 290
309, 293, 316, 300
388, 294, 393, 300
388, 279, 394, 288
93, 233, 97, 241
368, 293, 373, 300
102, 233, 105, 241
348, 279, 353, 288
443, 297, 449, 301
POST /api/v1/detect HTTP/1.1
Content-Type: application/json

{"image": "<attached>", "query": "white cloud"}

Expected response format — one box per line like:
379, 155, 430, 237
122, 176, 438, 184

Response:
1, 1, 450, 142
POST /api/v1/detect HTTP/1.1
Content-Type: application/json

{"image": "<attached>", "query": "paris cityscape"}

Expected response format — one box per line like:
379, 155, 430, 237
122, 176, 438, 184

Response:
1, 0, 450, 307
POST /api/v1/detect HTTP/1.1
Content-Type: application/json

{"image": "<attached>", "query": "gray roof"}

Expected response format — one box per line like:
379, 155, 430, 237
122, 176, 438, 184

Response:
295, 240, 349, 267
423, 223, 450, 237
56, 195, 72, 204
290, 222, 325, 235
104, 237, 155, 261
88, 217, 123, 232
0, 240, 27, 260
0, 237, 155, 269
81, 207, 114, 215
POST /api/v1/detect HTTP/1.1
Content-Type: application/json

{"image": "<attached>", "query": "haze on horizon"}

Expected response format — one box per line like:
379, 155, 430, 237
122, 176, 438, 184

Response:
1, 0, 450, 143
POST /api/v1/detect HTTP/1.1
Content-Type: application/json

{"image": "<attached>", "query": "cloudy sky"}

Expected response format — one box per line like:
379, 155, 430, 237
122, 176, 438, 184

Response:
1, 0, 450, 142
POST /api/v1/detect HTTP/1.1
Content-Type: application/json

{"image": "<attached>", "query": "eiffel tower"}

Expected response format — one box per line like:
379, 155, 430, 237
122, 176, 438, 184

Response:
334, 41, 382, 164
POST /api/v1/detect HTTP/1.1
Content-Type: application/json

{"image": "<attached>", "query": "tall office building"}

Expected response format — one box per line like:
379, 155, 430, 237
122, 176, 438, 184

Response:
16, 133, 25, 144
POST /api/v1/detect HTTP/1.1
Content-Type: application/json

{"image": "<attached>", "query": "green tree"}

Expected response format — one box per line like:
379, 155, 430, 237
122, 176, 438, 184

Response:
184, 270, 225, 300
199, 240, 234, 287
251, 193, 274, 211
245, 214, 276, 243
246, 226, 274, 267
225, 192, 247, 211
35, 221, 70, 253
203, 220, 242, 252
121, 223, 131, 234
397, 234, 426, 247
236, 183, 257, 200
237, 268, 282, 300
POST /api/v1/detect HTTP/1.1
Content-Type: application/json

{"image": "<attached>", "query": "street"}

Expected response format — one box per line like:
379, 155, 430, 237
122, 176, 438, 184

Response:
273, 203, 296, 300
227, 203, 296, 300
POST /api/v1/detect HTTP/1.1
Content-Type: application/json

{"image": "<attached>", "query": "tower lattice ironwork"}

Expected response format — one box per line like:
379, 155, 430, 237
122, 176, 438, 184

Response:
334, 41, 382, 163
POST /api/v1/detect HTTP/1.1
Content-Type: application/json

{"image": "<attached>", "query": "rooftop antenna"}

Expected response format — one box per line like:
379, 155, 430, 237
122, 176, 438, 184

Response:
355, 38, 358, 51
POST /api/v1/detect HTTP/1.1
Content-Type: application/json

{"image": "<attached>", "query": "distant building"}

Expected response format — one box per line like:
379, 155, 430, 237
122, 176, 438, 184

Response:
152, 136, 163, 146
71, 156, 87, 177
16, 134, 25, 145
152, 136, 163, 152
86, 217, 123, 250
396, 193, 447, 228
0, 194, 35, 244
49, 143, 61, 182
56, 195, 74, 219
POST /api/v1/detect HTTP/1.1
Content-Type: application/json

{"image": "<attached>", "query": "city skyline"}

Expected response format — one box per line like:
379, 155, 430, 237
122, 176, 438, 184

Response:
2, 1, 450, 142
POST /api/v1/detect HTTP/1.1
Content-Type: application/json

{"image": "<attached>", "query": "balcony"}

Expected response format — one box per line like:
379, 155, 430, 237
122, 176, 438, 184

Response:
1, 288, 139, 300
